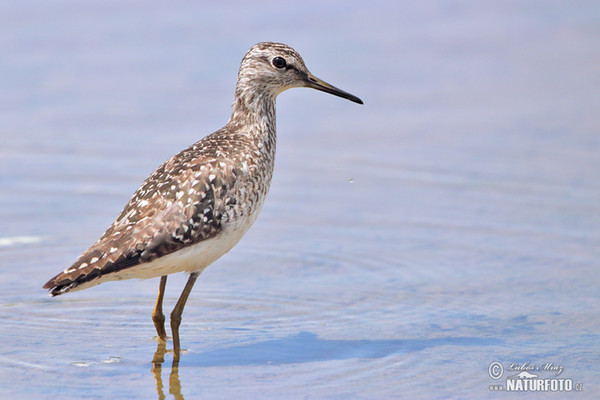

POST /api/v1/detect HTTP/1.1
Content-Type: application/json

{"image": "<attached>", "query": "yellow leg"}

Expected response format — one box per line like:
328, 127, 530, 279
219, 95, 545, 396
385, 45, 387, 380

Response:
171, 272, 199, 363
152, 276, 168, 341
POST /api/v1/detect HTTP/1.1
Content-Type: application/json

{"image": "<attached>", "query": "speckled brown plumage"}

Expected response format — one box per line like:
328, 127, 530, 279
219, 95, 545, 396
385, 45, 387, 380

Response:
44, 127, 275, 295
43, 42, 362, 355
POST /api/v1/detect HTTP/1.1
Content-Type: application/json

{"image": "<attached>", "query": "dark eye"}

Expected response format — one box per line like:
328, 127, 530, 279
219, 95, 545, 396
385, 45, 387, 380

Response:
272, 57, 287, 69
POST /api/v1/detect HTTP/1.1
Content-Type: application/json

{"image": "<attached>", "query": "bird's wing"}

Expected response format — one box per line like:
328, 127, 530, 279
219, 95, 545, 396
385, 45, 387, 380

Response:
43, 151, 236, 296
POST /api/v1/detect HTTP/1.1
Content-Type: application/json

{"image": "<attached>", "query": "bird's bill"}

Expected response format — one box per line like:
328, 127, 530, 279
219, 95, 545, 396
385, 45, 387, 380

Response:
305, 73, 363, 104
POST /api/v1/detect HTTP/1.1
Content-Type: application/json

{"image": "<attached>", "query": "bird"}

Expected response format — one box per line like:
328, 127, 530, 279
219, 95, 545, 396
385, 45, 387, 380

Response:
43, 42, 363, 360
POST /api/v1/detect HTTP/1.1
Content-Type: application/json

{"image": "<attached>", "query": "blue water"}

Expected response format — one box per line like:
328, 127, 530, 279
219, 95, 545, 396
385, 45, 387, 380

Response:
1, 1, 599, 399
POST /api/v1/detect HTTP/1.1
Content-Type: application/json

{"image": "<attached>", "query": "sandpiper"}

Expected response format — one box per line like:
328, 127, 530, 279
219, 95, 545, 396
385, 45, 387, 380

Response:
44, 42, 363, 359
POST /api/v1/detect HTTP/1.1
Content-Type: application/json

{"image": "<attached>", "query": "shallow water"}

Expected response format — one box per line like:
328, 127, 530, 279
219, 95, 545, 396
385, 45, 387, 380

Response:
1, 1, 599, 399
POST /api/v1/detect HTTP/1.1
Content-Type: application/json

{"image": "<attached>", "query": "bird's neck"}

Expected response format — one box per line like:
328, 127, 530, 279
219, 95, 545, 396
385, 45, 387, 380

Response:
229, 84, 277, 140
228, 84, 278, 184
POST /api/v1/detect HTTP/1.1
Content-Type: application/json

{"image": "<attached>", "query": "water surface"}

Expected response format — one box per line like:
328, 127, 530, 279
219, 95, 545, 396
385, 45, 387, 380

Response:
1, 1, 599, 399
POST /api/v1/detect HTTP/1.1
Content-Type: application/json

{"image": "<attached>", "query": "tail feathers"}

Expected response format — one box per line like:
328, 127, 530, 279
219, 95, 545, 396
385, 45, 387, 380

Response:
43, 273, 82, 296
43, 265, 108, 296
43, 252, 143, 297
45, 281, 79, 297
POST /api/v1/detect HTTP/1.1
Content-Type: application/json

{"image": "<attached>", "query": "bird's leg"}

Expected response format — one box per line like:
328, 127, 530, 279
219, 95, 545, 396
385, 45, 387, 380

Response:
171, 272, 199, 363
152, 276, 168, 341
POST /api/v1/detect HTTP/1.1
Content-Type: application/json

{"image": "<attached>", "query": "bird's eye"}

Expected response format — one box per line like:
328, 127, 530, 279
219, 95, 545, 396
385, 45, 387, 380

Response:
272, 57, 287, 69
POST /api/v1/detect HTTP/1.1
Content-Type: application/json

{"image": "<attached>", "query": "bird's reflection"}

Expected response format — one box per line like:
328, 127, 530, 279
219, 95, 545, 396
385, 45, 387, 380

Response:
152, 341, 184, 400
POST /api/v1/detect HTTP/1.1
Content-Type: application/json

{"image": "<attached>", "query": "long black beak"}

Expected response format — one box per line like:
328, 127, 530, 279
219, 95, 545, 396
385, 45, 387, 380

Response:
305, 73, 363, 104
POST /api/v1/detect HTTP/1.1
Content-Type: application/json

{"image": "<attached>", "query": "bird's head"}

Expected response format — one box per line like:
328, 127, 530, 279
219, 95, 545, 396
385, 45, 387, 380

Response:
236, 42, 363, 104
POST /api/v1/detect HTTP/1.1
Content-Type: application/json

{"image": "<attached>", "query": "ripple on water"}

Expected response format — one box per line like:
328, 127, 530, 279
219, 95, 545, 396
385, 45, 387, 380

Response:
3, 193, 584, 396
3, 238, 410, 377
